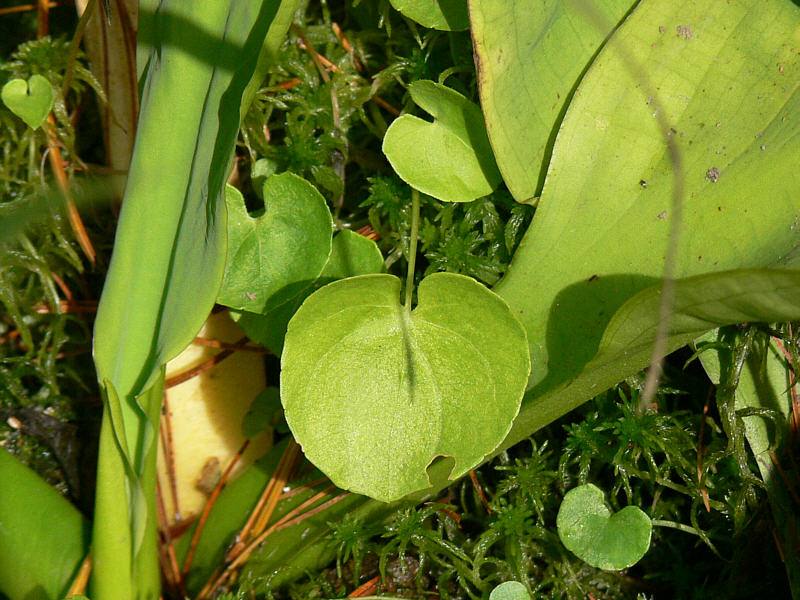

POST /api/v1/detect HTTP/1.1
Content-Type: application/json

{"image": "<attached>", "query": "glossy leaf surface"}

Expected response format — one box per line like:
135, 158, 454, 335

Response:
1, 75, 54, 129
496, 0, 800, 395
469, 0, 635, 201
218, 175, 333, 314
281, 272, 529, 501
490, 581, 531, 600
383, 80, 501, 203
557, 484, 652, 570
505, 268, 800, 451
91, 2, 300, 597
234, 228, 384, 353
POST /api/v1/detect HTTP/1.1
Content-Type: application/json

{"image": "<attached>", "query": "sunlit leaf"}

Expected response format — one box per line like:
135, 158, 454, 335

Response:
233, 228, 384, 354
1, 75, 54, 129
470, 0, 635, 201
217, 175, 333, 314
281, 272, 530, 501
383, 81, 501, 203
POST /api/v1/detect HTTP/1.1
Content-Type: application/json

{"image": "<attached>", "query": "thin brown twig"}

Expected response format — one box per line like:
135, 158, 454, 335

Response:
696, 385, 713, 512
332, 22, 363, 72
182, 439, 251, 578
229, 439, 301, 559
769, 450, 800, 507
0, 1, 63, 16
468, 469, 492, 513
156, 479, 184, 594
204, 489, 345, 595
45, 115, 97, 265
160, 391, 181, 522
50, 272, 73, 300
65, 554, 92, 596
274, 77, 303, 91
164, 343, 242, 389
191, 336, 267, 353
348, 575, 380, 597
36, 0, 49, 36
279, 476, 330, 500
356, 224, 380, 241
371, 95, 401, 116
33, 299, 98, 314
772, 336, 800, 438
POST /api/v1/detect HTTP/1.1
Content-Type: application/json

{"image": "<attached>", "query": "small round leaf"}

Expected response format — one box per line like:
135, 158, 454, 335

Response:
557, 484, 652, 570
383, 81, 501, 203
490, 581, 531, 600
281, 272, 530, 502
1, 75, 54, 129
217, 173, 332, 314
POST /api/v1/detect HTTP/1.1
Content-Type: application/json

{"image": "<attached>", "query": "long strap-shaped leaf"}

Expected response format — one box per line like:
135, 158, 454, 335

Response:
91, 2, 299, 598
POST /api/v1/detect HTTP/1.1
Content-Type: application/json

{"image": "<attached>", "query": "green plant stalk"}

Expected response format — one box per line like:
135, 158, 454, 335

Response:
404, 187, 420, 309
90, 1, 300, 598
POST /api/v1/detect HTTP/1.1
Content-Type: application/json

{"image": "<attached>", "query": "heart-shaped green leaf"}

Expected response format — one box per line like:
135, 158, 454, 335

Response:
217, 173, 333, 314
1, 75, 54, 129
557, 483, 652, 571
383, 80, 501, 203
490, 581, 531, 600
233, 229, 385, 353
389, 0, 469, 31
281, 272, 530, 501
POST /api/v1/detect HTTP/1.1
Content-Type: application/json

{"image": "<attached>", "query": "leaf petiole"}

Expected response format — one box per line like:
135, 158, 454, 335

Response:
404, 187, 421, 311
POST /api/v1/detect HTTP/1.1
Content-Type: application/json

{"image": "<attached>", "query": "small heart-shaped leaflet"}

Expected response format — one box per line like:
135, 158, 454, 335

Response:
389, 0, 469, 31
490, 581, 531, 600
217, 173, 332, 314
383, 80, 502, 203
281, 272, 530, 502
1, 75, 54, 129
233, 229, 385, 354
557, 484, 652, 570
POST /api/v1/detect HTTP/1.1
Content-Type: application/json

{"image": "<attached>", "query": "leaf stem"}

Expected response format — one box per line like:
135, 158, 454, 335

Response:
404, 187, 420, 311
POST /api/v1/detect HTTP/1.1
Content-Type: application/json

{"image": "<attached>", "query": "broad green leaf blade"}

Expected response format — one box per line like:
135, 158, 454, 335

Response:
281, 272, 530, 501
490, 581, 531, 600
699, 331, 800, 593
217, 175, 333, 314
557, 484, 652, 571
505, 268, 800, 452
0, 449, 89, 600
233, 229, 384, 354
1, 75, 54, 129
389, 0, 469, 31
91, 2, 300, 598
469, 0, 635, 202
383, 80, 501, 203
96, 2, 298, 401
496, 0, 800, 394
